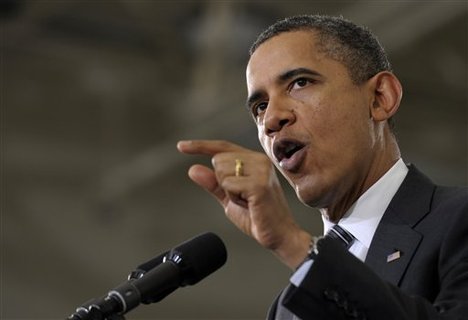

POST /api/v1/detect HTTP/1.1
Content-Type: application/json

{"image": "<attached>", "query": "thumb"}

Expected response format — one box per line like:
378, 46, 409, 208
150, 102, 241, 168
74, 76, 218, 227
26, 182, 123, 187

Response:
188, 164, 226, 205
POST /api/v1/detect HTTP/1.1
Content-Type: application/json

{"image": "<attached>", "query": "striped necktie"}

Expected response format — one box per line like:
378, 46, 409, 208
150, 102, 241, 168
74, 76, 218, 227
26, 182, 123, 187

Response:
327, 224, 355, 250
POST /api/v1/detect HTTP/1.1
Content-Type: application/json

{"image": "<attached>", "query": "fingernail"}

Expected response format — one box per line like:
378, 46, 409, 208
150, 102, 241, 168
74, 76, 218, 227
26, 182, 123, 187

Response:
177, 140, 190, 149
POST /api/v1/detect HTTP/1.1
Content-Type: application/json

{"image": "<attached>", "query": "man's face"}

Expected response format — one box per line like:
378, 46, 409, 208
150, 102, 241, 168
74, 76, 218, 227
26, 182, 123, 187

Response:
246, 30, 378, 210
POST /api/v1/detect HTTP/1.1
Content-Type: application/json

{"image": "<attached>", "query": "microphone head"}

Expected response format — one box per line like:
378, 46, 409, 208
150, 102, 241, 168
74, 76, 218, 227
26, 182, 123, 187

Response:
166, 232, 227, 286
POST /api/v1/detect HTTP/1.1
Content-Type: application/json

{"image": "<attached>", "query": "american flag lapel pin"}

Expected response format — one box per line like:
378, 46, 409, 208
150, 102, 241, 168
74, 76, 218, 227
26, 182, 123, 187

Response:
387, 250, 401, 263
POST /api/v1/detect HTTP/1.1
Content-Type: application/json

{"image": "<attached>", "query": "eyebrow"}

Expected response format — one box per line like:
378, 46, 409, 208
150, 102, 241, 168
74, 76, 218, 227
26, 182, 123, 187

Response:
246, 91, 263, 110
278, 67, 322, 82
245, 67, 322, 110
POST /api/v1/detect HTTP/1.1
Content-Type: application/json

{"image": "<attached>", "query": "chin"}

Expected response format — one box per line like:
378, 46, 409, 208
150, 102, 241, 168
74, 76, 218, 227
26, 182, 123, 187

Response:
295, 187, 325, 208
293, 174, 337, 208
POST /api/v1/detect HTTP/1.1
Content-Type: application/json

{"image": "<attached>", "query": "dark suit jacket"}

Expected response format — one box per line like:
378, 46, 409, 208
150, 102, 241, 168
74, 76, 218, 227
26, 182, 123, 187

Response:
268, 165, 468, 319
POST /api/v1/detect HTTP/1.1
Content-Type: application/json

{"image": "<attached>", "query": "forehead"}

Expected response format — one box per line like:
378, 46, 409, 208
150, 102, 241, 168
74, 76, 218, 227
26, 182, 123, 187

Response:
246, 30, 344, 91
250, 30, 320, 60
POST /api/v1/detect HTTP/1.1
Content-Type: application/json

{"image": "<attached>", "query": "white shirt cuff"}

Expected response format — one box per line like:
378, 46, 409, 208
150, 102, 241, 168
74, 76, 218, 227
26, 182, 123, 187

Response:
290, 259, 314, 287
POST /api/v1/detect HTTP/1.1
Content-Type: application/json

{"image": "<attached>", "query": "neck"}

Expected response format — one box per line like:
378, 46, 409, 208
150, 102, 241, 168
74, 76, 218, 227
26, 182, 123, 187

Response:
324, 129, 401, 223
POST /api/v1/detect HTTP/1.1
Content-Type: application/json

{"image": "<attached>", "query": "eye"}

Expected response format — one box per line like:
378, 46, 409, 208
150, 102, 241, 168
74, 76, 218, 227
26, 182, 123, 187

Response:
290, 77, 312, 90
252, 102, 268, 118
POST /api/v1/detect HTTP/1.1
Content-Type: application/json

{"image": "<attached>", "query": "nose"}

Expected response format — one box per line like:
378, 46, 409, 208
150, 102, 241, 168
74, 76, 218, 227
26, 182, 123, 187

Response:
263, 97, 296, 136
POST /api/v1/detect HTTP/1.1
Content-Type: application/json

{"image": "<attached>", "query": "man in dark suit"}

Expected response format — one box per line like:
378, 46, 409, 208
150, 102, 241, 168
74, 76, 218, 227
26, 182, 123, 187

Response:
178, 15, 468, 319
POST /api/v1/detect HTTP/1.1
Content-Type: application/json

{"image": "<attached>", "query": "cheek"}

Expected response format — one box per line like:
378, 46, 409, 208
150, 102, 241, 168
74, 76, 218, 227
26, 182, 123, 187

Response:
257, 125, 265, 146
257, 127, 273, 158
300, 97, 337, 139
304, 95, 371, 151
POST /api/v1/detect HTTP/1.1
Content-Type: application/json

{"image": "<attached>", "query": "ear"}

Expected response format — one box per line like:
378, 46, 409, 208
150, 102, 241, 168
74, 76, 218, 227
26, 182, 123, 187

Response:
368, 71, 403, 122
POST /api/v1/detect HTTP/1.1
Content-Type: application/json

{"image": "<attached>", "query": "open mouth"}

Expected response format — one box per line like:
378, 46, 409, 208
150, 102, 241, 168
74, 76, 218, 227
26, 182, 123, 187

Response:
273, 139, 305, 163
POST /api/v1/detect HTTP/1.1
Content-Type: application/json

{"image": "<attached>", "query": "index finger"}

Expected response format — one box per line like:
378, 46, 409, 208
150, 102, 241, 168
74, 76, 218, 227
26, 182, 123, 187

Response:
177, 140, 247, 156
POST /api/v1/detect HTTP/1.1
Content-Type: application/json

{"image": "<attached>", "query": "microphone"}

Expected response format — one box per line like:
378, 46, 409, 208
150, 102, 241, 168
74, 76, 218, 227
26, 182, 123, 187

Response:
67, 232, 227, 320
128, 231, 228, 303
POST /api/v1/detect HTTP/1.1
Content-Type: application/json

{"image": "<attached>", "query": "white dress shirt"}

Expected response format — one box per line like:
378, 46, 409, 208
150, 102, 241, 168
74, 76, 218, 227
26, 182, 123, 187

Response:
291, 159, 408, 286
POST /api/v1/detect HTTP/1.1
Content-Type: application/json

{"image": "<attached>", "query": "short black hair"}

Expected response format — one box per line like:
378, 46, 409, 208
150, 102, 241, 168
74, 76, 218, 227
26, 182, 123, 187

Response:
250, 15, 392, 84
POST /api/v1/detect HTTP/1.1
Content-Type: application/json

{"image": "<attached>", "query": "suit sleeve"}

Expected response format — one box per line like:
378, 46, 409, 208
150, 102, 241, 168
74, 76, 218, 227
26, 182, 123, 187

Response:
281, 237, 468, 320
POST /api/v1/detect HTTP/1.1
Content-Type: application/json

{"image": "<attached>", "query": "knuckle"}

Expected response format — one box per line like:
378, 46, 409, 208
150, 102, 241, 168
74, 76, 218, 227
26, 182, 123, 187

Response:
211, 153, 226, 167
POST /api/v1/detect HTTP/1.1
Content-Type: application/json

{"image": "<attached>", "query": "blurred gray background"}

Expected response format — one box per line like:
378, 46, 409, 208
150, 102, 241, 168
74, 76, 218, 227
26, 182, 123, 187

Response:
2, 1, 467, 319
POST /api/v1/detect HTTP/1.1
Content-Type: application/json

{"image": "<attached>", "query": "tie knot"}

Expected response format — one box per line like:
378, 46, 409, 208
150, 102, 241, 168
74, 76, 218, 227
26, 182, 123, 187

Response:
327, 225, 355, 249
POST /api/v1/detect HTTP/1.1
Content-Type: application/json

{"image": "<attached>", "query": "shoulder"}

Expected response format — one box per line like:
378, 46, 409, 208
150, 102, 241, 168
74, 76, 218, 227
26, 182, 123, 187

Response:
432, 184, 468, 211
404, 164, 467, 211
389, 164, 467, 229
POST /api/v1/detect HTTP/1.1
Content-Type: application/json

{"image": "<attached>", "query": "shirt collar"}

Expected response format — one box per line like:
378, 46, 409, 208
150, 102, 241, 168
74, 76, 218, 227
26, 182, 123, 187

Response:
321, 159, 409, 249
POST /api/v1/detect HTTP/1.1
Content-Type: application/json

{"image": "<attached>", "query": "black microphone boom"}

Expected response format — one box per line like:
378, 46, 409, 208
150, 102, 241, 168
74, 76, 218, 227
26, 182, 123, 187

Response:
67, 232, 227, 320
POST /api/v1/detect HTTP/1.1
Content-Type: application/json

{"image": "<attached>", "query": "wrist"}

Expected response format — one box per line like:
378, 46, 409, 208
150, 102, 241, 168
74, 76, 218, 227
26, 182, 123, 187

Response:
273, 229, 312, 270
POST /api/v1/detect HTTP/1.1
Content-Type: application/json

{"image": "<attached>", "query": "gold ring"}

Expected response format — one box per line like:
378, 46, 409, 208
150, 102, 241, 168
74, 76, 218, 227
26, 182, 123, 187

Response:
235, 159, 244, 177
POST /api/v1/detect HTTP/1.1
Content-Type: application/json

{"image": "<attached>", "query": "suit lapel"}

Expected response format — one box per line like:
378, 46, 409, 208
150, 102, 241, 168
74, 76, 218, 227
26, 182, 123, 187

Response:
365, 165, 435, 286
365, 218, 422, 285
